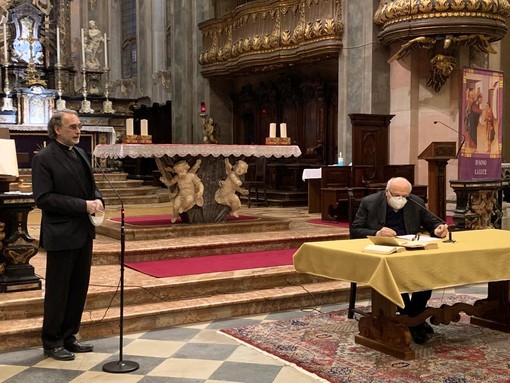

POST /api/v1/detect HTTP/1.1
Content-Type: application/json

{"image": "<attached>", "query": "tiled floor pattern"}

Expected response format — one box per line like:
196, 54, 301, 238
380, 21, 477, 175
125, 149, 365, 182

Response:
0, 284, 488, 383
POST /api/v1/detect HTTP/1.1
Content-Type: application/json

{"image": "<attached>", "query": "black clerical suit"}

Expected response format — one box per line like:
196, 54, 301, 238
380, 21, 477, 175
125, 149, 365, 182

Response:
32, 140, 103, 350
350, 190, 443, 317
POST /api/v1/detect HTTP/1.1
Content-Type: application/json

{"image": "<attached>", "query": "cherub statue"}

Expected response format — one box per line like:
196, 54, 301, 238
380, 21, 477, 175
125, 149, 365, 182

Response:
203, 116, 218, 144
158, 159, 204, 223
215, 158, 249, 217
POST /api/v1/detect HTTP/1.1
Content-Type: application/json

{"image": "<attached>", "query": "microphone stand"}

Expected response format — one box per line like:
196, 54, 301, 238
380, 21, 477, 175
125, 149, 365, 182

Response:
407, 195, 456, 243
101, 170, 139, 373
433, 120, 466, 158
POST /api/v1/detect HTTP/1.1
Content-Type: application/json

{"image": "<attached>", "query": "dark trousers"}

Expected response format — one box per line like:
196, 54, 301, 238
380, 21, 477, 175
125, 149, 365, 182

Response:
41, 239, 93, 349
399, 290, 432, 318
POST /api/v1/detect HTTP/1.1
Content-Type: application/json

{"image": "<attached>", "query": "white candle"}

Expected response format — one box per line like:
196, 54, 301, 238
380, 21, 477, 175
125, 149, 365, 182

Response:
103, 33, 108, 68
141, 119, 148, 136
280, 123, 287, 138
56, 26, 61, 65
3, 23, 7, 63
80, 28, 86, 66
126, 118, 134, 136
269, 123, 276, 138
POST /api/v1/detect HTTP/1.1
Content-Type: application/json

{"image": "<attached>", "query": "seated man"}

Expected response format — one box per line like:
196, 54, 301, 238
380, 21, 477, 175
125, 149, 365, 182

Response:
350, 177, 449, 344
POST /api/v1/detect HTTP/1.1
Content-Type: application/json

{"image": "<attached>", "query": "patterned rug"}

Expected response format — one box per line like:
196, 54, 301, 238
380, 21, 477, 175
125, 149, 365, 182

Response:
221, 297, 510, 383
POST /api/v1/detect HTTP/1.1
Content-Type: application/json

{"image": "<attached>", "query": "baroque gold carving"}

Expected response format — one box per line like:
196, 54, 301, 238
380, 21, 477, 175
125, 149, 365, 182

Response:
199, 0, 342, 76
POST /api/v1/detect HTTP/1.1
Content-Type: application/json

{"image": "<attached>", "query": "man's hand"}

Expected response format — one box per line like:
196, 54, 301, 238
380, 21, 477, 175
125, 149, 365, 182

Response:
86, 199, 104, 214
376, 227, 397, 237
434, 224, 449, 238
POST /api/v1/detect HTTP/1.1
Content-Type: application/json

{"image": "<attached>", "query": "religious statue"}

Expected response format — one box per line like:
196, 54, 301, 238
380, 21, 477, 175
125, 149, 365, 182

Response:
84, 20, 103, 70
203, 116, 218, 144
215, 159, 249, 217
158, 159, 205, 223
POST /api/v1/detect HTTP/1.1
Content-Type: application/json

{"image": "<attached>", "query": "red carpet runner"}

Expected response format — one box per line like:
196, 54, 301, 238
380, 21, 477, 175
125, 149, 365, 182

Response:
110, 214, 256, 226
125, 248, 297, 278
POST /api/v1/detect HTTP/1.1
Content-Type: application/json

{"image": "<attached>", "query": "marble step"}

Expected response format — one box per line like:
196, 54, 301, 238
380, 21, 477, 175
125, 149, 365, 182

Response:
0, 267, 336, 321
95, 179, 145, 189
0, 277, 366, 353
101, 189, 170, 205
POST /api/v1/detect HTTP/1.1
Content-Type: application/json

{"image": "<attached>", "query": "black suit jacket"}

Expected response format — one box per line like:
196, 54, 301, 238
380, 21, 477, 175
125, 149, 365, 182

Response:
350, 190, 442, 239
31, 141, 103, 251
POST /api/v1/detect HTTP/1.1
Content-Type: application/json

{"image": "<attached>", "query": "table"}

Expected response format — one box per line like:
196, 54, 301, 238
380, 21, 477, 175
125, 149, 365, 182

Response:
293, 229, 510, 359
302, 168, 321, 213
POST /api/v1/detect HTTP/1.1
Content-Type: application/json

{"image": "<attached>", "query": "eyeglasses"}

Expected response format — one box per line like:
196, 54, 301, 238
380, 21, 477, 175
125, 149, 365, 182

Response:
388, 190, 409, 199
61, 123, 82, 130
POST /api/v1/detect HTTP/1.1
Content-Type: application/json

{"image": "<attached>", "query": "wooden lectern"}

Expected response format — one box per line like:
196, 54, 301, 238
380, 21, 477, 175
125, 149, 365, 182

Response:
418, 141, 456, 221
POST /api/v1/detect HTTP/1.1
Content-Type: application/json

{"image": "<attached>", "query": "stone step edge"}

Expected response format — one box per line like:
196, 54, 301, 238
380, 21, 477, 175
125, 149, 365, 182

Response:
0, 280, 369, 352
0, 267, 335, 320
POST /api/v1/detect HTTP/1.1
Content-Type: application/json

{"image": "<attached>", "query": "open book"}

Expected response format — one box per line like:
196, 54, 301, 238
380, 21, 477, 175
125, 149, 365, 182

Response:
366, 235, 439, 250
362, 244, 406, 254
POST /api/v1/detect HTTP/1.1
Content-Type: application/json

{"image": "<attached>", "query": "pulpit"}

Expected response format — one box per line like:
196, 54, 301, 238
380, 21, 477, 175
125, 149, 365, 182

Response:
0, 193, 41, 292
418, 141, 456, 221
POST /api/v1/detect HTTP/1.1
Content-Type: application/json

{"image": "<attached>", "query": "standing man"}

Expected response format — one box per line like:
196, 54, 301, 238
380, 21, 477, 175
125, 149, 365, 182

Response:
32, 109, 103, 361
350, 177, 448, 344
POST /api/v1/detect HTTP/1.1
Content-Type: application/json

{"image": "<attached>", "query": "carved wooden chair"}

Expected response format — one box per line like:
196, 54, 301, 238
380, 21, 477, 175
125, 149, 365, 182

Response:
347, 188, 364, 319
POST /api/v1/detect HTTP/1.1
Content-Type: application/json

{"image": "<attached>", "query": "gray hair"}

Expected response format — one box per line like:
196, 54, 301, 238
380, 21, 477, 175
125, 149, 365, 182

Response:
386, 177, 413, 193
47, 109, 79, 140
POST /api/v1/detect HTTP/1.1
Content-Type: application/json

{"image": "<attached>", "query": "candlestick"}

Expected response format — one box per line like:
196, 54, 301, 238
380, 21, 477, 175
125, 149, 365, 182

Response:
56, 26, 61, 65
103, 33, 108, 68
280, 123, 287, 138
126, 118, 134, 136
141, 119, 148, 136
80, 28, 85, 68
269, 123, 276, 138
3, 23, 7, 64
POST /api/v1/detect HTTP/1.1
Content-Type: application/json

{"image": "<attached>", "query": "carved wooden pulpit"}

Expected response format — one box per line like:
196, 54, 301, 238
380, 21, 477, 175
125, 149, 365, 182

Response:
418, 141, 456, 221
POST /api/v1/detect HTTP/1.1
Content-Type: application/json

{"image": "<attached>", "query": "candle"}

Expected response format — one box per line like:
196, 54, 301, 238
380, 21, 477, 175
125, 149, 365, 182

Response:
280, 123, 287, 138
141, 119, 148, 136
269, 123, 276, 138
80, 28, 85, 66
103, 33, 108, 68
3, 23, 7, 63
126, 118, 134, 136
56, 26, 60, 65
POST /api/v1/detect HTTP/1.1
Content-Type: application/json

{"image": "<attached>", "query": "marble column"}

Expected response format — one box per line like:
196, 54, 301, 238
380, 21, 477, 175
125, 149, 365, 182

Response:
337, 0, 390, 165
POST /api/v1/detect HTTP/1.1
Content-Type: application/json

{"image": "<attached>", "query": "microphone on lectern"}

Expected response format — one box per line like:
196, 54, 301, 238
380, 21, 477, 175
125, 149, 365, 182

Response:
433, 121, 466, 158
406, 195, 456, 243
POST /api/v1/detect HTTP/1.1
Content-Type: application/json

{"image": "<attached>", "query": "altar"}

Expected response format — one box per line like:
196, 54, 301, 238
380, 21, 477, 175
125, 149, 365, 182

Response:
93, 144, 301, 223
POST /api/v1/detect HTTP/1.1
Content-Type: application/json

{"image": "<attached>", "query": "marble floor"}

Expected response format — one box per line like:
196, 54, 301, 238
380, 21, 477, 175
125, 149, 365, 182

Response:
0, 285, 488, 383
0, 203, 491, 382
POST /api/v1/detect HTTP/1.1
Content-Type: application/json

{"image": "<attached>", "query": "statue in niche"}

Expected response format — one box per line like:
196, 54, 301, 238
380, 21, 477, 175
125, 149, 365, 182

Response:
158, 159, 205, 223
203, 116, 218, 144
84, 20, 103, 70
215, 159, 249, 217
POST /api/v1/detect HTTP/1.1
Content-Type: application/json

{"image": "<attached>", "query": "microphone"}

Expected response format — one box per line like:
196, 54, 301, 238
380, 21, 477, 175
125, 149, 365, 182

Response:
406, 194, 456, 243
433, 121, 466, 158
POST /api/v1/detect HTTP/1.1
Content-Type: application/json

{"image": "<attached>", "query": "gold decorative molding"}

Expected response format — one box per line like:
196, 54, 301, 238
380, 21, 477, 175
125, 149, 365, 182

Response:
374, 0, 510, 91
199, 0, 342, 77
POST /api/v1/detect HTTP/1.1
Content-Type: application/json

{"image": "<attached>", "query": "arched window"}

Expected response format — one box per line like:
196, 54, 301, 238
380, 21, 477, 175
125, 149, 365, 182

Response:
121, 0, 137, 78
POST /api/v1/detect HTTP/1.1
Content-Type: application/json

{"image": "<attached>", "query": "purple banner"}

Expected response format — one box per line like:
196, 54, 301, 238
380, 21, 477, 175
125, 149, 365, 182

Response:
459, 68, 503, 180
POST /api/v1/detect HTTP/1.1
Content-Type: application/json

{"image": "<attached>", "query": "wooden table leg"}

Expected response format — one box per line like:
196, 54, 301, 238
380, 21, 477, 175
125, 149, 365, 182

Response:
354, 289, 415, 360
471, 280, 510, 332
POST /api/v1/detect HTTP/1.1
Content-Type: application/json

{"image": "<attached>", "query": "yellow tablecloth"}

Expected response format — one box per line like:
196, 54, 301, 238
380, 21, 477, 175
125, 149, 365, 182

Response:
293, 229, 510, 307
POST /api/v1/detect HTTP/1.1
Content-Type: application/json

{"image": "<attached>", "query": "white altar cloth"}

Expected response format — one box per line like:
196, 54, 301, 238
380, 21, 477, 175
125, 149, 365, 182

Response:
93, 144, 302, 159
4, 125, 117, 144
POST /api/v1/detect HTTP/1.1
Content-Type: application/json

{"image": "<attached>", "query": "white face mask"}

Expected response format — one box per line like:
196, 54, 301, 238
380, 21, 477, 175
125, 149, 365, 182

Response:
89, 209, 105, 226
388, 195, 407, 210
